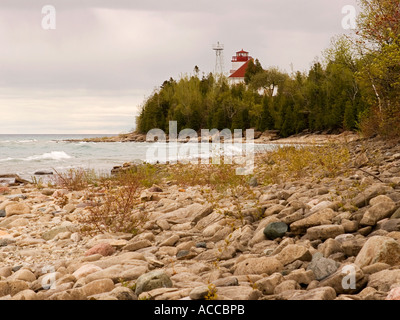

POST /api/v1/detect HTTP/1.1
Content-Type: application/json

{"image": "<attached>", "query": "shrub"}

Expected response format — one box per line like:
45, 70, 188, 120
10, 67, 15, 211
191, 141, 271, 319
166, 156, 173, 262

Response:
79, 173, 147, 235
52, 168, 99, 191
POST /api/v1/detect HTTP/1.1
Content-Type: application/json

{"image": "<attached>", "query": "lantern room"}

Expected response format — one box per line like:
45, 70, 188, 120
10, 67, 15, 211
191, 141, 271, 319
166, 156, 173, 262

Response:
232, 49, 251, 62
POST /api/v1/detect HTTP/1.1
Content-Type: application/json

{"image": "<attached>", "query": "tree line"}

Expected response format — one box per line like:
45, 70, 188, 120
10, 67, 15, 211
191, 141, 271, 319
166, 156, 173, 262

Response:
136, 0, 400, 138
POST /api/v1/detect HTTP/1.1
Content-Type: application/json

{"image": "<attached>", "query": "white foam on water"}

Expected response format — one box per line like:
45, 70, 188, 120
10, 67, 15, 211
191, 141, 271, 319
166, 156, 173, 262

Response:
16, 139, 38, 143
25, 151, 72, 161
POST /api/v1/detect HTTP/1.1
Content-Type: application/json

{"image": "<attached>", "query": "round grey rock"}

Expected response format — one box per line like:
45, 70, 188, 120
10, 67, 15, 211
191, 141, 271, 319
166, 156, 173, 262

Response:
264, 222, 288, 240
176, 250, 190, 259
135, 270, 173, 296
196, 242, 207, 248
249, 177, 258, 187
307, 253, 340, 281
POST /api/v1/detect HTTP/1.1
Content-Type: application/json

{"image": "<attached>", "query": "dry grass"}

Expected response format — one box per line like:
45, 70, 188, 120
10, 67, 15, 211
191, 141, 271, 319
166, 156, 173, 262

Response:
165, 162, 249, 192
52, 168, 99, 191
257, 143, 351, 184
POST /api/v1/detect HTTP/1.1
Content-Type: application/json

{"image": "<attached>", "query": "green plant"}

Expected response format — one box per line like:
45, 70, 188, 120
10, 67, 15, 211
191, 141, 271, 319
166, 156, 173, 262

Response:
118, 278, 136, 291
204, 283, 218, 301
31, 176, 45, 189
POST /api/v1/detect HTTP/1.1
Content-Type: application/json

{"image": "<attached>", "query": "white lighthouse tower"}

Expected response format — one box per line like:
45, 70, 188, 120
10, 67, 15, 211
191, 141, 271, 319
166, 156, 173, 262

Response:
228, 49, 253, 85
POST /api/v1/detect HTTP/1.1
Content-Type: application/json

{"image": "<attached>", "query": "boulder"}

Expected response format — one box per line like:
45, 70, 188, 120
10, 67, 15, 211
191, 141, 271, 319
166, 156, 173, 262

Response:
305, 225, 345, 241
151, 203, 213, 225
319, 238, 342, 258
307, 253, 340, 281
72, 264, 103, 280
360, 197, 396, 226
82, 278, 115, 297
11, 269, 36, 282
290, 208, 337, 234
135, 270, 173, 296
386, 287, 400, 300
284, 269, 315, 286
264, 204, 285, 217
263, 222, 288, 240
234, 257, 283, 276
274, 280, 300, 294
308, 201, 334, 214
123, 239, 152, 251
216, 286, 262, 300
341, 238, 366, 257
85, 243, 116, 257
34, 171, 53, 175
288, 287, 337, 300
354, 236, 400, 268
352, 183, 391, 208
108, 287, 137, 300
274, 244, 312, 266
5, 202, 30, 217
11, 289, 37, 300
255, 273, 284, 295
189, 285, 210, 300
42, 224, 79, 241
318, 263, 365, 295
368, 269, 400, 292
277, 287, 337, 300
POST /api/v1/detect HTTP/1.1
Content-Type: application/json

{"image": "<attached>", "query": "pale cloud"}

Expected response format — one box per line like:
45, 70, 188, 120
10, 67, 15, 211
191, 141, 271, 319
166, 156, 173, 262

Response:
0, 88, 144, 134
0, 0, 359, 134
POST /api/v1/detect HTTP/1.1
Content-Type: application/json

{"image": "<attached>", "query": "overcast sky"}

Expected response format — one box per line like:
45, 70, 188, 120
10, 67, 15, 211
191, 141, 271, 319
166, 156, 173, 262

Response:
0, 0, 358, 134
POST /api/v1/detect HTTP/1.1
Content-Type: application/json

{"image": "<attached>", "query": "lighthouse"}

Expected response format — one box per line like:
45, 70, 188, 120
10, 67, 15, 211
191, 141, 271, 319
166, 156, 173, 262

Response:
228, 49, 253, 85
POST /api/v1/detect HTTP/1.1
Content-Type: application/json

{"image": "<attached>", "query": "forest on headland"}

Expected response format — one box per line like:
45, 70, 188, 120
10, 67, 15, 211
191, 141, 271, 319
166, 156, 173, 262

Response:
136, 0, 400, 139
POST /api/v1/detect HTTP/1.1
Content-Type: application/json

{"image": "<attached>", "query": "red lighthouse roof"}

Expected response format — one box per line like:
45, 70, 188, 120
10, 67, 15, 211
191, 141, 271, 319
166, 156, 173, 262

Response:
229, 59, 252, 78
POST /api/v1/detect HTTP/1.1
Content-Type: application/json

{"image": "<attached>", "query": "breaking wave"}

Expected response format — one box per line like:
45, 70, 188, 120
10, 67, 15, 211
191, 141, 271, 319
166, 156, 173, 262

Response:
0, 151, 72, 162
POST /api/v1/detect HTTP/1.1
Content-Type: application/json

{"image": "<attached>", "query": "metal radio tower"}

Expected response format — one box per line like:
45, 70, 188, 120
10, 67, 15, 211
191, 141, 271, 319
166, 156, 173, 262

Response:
212, 42, 224, 76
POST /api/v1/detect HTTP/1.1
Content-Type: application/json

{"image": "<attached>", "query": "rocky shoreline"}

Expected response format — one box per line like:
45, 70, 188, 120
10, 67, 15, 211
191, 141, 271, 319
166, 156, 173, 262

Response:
64, 130, 361, 145
1, 136, 400, 300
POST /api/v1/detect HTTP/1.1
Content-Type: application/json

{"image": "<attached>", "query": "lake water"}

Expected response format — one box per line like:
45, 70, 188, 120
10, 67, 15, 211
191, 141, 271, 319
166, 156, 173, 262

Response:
0, 134, 274, 181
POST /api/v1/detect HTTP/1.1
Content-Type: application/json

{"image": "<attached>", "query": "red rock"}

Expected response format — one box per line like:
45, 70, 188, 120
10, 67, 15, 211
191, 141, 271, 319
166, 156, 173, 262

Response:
85, 243, 116, 257
386, 287, 400, 300
0, 187, 10, 195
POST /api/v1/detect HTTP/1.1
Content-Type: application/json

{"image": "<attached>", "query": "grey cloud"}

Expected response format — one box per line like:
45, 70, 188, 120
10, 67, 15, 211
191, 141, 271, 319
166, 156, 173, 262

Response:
0, 0, 360, 133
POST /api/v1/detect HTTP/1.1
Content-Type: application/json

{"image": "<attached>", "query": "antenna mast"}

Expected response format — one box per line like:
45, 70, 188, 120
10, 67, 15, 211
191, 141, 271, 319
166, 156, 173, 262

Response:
212, 42, 224, 76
